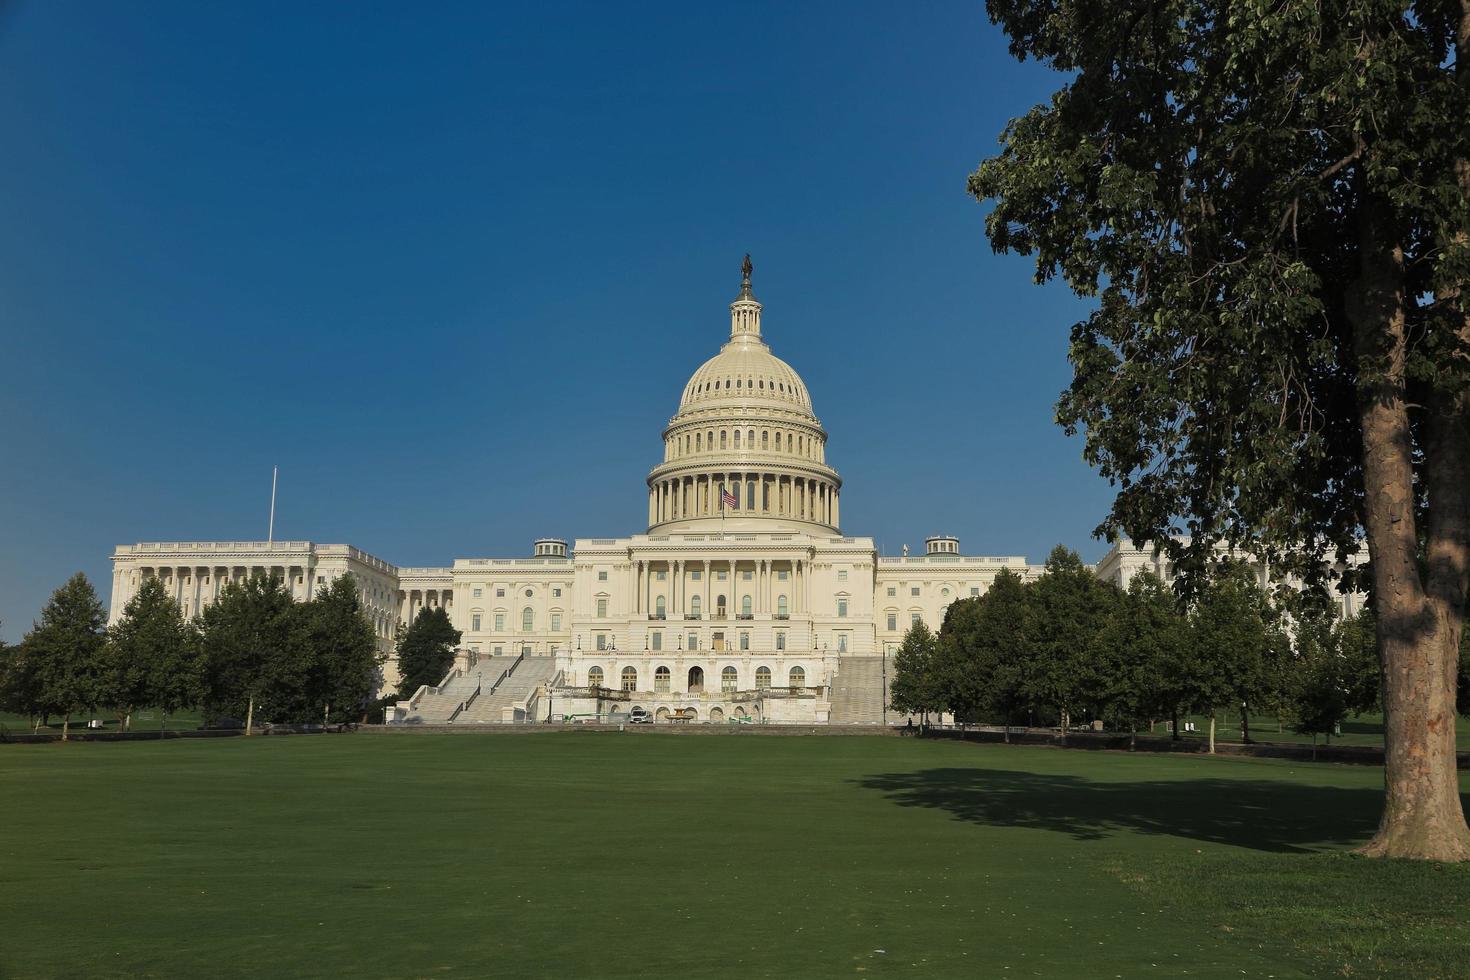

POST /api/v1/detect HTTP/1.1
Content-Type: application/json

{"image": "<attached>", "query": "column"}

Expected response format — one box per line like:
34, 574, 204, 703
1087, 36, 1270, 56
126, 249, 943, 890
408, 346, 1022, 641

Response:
649, 488, 656, 527
832, 489, 840, 528
672, 560, 682, 616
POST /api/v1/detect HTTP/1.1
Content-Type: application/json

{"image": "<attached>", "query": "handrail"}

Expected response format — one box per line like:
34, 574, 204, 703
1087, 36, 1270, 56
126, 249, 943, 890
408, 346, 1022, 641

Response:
447, 679, 483, 723
488, 651, 526, 696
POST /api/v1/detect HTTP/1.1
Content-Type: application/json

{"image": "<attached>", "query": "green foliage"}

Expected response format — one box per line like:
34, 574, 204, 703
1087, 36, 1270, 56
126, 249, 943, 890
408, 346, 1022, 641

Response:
0, 620, 41, 721
1095, 571, 1183, 733
198, 573, 302, 723
106, 577, 204, 725
1186, 569, 1274, 722
935, 568, 1030, 725
395, 606, 461, 698
969, 1, 1470, 595
21, 573, 108, 724
888, 620, 941, 719
302, 575, 382, 724
1020, 545, 1118, 727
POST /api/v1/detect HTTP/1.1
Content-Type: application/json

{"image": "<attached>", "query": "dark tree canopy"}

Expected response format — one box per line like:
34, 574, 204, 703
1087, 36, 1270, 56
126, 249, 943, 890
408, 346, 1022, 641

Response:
972, 0, 1470, 860
21, 573, 108, 734
106, 576, 203, 726
395, 606, 461, 699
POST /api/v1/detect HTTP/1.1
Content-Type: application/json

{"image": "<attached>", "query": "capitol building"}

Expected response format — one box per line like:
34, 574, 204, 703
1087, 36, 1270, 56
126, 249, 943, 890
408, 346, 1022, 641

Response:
106, 262, 1362, 724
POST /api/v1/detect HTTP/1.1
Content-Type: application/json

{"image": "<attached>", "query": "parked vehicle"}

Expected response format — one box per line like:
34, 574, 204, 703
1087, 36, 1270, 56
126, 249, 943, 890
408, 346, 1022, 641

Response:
629, 707, 653, 724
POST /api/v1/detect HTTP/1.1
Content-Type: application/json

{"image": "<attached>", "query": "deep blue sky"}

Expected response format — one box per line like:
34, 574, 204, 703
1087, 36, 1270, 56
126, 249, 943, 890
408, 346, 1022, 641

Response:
0, 0, 1113, 641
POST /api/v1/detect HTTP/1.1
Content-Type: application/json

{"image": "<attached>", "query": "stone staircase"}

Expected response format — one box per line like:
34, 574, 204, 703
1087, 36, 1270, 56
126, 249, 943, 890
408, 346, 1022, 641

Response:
829, 656, 891, 724
457, 657, 559, 724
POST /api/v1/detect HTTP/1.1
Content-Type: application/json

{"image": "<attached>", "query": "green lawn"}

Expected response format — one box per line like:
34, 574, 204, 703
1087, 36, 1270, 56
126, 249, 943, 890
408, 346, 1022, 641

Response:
0, 708, 205, 735
2, 734, 1467, 979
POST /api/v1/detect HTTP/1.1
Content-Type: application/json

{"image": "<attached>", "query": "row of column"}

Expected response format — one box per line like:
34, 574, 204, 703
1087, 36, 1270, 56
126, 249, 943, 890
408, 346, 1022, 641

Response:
115, 564, 313, 621
630, 559, 807, 618
648, 472, 839, 527
400, 588, 451, 626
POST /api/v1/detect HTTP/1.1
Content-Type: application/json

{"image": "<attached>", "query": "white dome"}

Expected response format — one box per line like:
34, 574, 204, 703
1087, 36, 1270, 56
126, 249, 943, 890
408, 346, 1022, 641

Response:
678, 342, 815, 418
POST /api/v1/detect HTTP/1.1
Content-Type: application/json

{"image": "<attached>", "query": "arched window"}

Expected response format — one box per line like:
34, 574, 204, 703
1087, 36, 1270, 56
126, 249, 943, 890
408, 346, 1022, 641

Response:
716, 594, 727, 616
747, 429, 755, 445
787, 433, 793, 451
722, 666, 738, 692
522, 607, 534, 631
655, 666, 670, 692
789, 666, 805, 687
741, 595, 752, 616
655, 595, 666, 618
688, 666, 704, 692
762, 430, 769, 448
696, 432, 701, 450
691, 595, 702, 617
622, 667, 638, 692
721, 430, 728, 449
777, 594, 788, 616
755, 666, 772, 689
734, 430, 741, 447
588, 666, 604, 687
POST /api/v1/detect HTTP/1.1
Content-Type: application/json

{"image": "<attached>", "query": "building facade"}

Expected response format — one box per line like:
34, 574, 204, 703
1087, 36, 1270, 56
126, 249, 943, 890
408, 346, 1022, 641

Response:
107, 262, 1363, 722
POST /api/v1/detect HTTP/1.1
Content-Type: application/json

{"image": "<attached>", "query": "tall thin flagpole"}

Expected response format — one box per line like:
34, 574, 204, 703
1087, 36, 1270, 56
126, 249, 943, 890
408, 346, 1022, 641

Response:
267, 466, 278, 546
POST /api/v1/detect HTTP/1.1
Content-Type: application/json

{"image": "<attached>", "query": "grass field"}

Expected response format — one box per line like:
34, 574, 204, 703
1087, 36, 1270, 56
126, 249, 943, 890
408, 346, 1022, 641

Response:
2, 733, 1468, 979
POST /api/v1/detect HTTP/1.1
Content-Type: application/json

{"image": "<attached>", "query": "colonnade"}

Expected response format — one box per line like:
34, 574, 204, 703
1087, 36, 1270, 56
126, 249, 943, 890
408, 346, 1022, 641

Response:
400, 589, 452, 626
630, 558, 807, 620
115, 564, 314, 621
648, 473, 840, 528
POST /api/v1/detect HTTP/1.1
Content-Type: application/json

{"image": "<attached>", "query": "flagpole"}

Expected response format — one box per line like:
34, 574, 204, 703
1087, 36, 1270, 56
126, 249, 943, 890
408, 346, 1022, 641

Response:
267, 466, 278, 546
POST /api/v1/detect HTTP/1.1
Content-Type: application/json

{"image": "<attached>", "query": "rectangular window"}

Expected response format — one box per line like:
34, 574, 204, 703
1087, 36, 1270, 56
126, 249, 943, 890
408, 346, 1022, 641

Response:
911, 612, 922, 626
970, 587, 980, 596
553, 588, 562, 598
777, 570, 788, 581
691, 570, 702, 581
837, 598, 848, 618
522, 645, 531, 656
687, 634, 697, 649
472, 614, 482, 631
887, 613, 897, 631
742, 570, 752, 581
551, 613, 562, 631
740, 632, 750, 651
838, 633, 848, 652
598, 571, 608, 581
911, 586, 920, 596
494, 613, 505, 631
497, 588, 505, 598
775, 631, 785, 651
656, 570, 667, 581
494, 645, 503, 656
717, 570, 727, 580
472, 587, 482, 598
652, 632, 662, 651
596, 634, 607, 651
837, 570, 848, 582
597, 598, 608, 618
887, 586, 896, 597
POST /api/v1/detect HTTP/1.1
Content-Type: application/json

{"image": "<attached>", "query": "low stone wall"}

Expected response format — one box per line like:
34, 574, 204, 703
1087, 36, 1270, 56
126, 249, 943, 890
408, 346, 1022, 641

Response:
0, 725, 344, 745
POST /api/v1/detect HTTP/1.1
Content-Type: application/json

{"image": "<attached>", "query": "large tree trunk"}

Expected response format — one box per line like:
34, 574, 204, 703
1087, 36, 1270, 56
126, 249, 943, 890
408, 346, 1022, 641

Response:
244, 697, 255, 736
1207, 713, 1216, 755
1241, 705, 1251, 744
1349, 188, 1470, 862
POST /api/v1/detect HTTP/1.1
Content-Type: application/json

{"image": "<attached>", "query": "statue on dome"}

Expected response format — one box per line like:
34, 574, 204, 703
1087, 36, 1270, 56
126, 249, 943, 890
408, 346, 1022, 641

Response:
741, 253, 753, 283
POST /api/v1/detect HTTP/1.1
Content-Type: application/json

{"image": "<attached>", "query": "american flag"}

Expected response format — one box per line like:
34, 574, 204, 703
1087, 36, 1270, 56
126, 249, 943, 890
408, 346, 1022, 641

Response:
721, 486, 737, 510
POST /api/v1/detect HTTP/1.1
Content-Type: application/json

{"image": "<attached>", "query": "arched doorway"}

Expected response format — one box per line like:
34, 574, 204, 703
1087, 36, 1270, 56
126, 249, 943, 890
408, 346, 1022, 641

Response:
655, 707, 672, 722
708, 706, 725, 724
688, 666, 705, 693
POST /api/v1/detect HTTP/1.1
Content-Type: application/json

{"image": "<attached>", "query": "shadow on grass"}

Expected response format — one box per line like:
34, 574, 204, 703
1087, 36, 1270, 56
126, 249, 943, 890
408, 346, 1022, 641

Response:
854, 767, 1404, 853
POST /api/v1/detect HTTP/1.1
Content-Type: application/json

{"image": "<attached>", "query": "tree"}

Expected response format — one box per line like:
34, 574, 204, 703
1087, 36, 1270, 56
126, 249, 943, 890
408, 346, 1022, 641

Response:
889, 621, 941, 726
0, 621, 41, 730
106, 577, 202, 730
935, 569, 1031, 738
22, 574, 108, 739
1188, 570, 1273, 753
303, 575, 381, 724
1096, 571, 1185, 745
1289, 611, 1354, 754
971, 1, 1470, 859
394, 607, 461, 699
198, 573, 299, 732
1022, 546, 1117, 732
